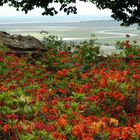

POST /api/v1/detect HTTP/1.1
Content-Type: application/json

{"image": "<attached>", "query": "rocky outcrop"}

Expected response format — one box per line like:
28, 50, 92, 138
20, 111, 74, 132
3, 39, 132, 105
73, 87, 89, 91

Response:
0, 31, 47, 53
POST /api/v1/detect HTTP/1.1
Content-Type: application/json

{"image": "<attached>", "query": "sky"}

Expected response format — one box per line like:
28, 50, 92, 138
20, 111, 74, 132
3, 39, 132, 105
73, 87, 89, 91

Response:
0, 1, 111, 16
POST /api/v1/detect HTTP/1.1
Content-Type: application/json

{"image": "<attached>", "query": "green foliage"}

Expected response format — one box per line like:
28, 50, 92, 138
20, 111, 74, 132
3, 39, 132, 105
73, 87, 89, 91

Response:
37, 33, 100, 71
0, 61, 8, 75
0, 0, 78, 16
90, 0, 140, 26
115, 39, 140, 58
0, 55, 9, 75
41, 31, 64, 49
0, 43, 9, 52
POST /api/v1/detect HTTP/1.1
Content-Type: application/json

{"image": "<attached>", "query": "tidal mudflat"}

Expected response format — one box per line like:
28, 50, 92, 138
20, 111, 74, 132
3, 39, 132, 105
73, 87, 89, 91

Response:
0, 16, 139, 45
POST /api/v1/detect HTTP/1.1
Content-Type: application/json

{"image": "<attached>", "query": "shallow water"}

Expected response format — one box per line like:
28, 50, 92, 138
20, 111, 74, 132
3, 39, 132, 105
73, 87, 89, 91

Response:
0, 15, 139, 45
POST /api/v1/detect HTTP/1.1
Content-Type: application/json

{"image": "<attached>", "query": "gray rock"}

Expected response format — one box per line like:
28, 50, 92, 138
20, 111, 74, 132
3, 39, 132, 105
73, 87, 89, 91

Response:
11, 34, 22, 40
0, 31, 46, 51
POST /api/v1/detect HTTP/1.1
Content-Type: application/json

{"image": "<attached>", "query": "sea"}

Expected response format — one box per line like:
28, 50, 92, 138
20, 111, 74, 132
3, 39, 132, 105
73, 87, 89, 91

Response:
0, 15, 139, 47
0, 15, 112, 24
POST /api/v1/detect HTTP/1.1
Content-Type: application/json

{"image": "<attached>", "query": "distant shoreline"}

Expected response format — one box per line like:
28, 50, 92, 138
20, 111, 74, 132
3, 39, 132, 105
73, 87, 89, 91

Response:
80, 19, 114, 22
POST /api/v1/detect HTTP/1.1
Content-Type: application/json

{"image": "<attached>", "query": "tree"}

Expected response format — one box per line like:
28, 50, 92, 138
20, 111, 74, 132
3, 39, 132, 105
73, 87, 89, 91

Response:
90, 0, 140, 26
0, 0, 140, 26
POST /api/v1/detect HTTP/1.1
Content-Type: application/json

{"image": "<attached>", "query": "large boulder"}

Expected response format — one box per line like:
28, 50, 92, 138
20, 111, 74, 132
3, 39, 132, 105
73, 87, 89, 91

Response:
0, 31, 46, 53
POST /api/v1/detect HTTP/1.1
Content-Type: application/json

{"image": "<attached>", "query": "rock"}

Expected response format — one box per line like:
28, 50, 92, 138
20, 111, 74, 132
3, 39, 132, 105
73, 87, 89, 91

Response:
0, 31, 46, 52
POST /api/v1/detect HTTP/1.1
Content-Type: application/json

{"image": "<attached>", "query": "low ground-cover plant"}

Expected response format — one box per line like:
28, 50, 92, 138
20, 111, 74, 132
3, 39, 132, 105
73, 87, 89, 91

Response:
0, 40, 140, 139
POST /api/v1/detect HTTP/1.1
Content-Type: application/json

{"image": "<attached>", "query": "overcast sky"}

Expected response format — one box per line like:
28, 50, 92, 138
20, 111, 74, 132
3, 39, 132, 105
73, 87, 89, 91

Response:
0, 1, 111, 16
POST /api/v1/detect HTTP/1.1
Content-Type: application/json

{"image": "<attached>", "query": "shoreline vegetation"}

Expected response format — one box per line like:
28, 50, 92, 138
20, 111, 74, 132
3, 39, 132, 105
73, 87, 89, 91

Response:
0, 32, 140, 139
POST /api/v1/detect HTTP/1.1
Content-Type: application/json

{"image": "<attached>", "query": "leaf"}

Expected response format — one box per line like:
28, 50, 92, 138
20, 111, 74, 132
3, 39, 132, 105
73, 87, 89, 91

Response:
20, 134, 35, 140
